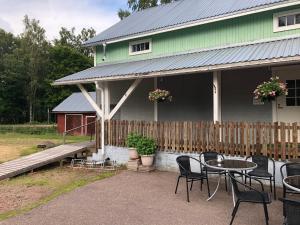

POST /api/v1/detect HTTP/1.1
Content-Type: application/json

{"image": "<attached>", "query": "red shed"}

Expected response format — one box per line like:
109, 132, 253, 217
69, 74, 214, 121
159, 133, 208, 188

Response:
52, 92, 96, 135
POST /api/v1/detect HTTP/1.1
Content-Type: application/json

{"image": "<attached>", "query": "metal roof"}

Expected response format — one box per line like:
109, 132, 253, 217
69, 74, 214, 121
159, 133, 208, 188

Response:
85, 0, 292, 45
54, 36, 300, 85
52, 92, 96, 113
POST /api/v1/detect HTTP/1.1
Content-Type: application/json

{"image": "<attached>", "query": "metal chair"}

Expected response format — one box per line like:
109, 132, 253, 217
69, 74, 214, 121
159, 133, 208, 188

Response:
245, 155, 276, 199
280, 162, 300, 198
228, 171, 272, 225
279, 198, 300, 225
199, 151, 228, 191
175, 155, 210, 202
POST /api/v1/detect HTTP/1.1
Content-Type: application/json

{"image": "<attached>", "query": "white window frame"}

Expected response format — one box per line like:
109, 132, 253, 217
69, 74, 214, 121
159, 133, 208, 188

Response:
273, 9, 300, 32
129, 39, 152, 56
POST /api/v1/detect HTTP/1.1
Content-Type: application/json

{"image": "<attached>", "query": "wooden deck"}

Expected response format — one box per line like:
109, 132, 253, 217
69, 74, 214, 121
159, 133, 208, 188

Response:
0, 141, 95, 180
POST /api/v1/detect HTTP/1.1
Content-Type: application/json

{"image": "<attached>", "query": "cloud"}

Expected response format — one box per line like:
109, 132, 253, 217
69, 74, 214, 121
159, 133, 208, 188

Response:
0, 0, 126, 40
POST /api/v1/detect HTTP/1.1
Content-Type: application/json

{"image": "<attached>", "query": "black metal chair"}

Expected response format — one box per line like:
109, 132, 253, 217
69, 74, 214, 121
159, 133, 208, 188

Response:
279, 198, 300, 225
175, 155, 210, 202
199, 151, 227, 191
228, 171, 272, 225
280, 162, 300, 198
245, 155, 276, 199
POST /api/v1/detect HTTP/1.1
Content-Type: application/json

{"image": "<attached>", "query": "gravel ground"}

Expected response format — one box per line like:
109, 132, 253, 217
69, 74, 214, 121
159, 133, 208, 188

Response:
0, 171, 283, 225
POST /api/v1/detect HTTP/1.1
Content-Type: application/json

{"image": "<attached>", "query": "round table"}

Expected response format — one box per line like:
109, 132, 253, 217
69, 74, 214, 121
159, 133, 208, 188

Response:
204, 159, 257, 205
283, 175, 300, 193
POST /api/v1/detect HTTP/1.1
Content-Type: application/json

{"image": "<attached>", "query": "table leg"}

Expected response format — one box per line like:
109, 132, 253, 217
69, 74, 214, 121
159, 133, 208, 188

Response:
230, 177, 236, 206
206, 174, 221, 201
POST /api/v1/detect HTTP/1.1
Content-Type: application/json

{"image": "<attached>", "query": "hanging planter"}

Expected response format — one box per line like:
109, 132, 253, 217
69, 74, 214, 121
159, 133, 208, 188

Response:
253, 76, 288, 103
148, 89, 172, 103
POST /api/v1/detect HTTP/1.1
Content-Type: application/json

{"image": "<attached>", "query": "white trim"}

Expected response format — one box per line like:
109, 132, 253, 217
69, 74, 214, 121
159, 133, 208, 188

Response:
65, 114, 83, 135
54, 55, 300, 85
273, 8, 300, 32
77, 84, 103, 117
129, 39, 152, 56
85, 0, 300, 46
108, 78, 142, 120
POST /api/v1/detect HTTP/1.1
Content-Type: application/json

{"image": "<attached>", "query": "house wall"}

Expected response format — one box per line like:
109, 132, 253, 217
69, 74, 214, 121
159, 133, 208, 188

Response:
96, 5, 300, 64
221, 67, 273, 122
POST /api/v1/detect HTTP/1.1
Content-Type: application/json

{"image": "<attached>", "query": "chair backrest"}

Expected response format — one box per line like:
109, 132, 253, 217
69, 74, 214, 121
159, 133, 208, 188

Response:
247, 155, 269, 172
200, 151, 224, 162
228, 171, 242, 196
280, 198, 300, 225
281, 163, 300, 178
176, 156, 191, 176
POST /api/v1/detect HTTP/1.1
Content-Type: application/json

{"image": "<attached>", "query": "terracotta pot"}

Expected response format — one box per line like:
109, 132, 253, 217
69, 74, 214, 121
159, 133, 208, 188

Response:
141, 154, 155, 166
128, 147, 139, 160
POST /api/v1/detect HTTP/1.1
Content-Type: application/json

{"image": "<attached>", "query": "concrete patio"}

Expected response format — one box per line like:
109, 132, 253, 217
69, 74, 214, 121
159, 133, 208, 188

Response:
0, 171, 283, 225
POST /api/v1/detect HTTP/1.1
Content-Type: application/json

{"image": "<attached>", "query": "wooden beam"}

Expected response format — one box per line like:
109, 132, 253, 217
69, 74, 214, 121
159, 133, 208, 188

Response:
77, 84, 103, 117
108, 78, 142, 120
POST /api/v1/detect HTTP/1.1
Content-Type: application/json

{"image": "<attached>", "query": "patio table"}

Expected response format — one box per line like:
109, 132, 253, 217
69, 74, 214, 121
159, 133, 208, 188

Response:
204, 159, 257, 205
283, 175, 300, 193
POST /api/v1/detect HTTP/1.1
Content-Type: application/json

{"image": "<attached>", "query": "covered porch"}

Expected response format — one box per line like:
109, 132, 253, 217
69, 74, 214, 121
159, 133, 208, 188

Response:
53, 36, 300, 162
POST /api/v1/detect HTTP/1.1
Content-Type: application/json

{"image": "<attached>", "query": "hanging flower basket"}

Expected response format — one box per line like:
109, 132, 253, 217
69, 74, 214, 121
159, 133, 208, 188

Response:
148, 89, 172, 103
253, 76, 288, 102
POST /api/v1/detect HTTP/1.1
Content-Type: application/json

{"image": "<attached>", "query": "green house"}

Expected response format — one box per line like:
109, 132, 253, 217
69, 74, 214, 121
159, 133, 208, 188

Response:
54, 0, 300, 157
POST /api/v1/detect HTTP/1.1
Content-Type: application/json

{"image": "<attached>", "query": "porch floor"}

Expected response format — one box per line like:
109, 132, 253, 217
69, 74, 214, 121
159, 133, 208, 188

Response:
1, 171, 284, 225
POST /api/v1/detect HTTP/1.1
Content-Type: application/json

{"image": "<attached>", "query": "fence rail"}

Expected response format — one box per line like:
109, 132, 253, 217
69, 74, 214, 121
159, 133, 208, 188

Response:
96, 120, 300, 160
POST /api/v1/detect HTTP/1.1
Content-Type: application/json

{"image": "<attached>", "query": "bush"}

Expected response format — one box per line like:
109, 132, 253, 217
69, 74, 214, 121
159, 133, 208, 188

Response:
136, 136, 156, 156
0, 125, 57, 135
126, 133, 142, 148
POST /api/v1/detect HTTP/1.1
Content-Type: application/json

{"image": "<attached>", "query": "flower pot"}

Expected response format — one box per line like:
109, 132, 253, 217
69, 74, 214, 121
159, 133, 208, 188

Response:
141, 154, 155, 166
128, 147, 139, 160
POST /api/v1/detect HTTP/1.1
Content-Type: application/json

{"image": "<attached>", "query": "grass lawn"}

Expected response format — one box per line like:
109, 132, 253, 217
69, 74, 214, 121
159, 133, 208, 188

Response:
0, 166, 115, 221
0, 133, 90, 163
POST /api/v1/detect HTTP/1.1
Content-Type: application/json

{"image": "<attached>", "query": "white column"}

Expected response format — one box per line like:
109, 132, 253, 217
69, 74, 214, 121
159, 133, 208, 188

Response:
154, 78, 158, 122
95, 82, 105, 155
103, 82, 110, 119
213, 71, 222, 122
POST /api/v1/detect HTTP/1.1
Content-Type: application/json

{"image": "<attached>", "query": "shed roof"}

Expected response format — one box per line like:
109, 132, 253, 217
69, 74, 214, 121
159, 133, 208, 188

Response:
85, 0, 293, 46
52, 92, 96, 113
54, 36, 300, 85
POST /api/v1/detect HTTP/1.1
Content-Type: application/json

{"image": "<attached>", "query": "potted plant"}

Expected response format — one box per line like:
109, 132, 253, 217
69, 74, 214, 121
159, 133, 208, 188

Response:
149, 89, 172, 103
126, 133, 142, 160
136, 136, 157, 166
253, 76, 288, 102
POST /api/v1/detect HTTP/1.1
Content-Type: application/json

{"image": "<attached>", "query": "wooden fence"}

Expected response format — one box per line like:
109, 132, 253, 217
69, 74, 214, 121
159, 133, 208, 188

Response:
96, 120, 300, 160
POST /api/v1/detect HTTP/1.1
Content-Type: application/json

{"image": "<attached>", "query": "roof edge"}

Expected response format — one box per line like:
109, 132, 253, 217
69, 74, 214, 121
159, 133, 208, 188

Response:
84, 0, 299, 47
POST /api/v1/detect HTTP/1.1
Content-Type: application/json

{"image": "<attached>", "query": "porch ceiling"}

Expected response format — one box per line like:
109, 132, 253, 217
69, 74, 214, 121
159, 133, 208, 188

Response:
53, 36, 300, 85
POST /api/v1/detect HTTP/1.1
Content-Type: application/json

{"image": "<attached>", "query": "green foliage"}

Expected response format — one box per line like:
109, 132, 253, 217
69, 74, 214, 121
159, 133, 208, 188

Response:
0, 16, 95, 124
126, 133, 142, 148
136, 136, 156, 155
118, 0, 175, 19
254, 76, 288, 102
0, 125, 57, 135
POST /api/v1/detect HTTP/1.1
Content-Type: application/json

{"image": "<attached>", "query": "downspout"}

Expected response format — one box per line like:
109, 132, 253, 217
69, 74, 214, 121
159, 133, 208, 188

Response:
102, 43, 107, 61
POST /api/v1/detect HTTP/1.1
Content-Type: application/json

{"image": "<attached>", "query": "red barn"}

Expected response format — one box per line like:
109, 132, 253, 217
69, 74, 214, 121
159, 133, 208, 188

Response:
52, 92, 96, 135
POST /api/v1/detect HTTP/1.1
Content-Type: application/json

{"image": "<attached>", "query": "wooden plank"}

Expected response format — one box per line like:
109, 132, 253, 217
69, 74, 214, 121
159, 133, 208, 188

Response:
280, 122, 286, 161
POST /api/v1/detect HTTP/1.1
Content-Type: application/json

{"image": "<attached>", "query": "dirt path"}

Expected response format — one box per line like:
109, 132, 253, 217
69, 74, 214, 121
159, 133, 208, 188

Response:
0, 171, 283, 225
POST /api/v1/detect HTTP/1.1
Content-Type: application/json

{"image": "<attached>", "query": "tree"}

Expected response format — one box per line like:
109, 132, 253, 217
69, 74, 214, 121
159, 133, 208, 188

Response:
54, 27, 96, 56
20, 15, 50, 123
118, 0, 175, 19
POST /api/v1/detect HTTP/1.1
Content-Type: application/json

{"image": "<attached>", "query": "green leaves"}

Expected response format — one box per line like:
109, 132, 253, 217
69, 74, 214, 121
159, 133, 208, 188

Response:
136, 136, 156, 156
126, 133, 142, 148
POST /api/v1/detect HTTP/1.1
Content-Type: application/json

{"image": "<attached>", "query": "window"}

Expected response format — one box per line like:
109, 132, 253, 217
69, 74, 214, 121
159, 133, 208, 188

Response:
286, 80, 300, 106
129, 39, 152, 55
274, 9, 300, 32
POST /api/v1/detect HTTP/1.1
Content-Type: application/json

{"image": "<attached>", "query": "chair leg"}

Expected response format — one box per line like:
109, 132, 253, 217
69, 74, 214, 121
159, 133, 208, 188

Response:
229, 201, 240, 225
269, 178, 272, 193
283, 186, 286, 198
224, 173, 228, 192
249, 177, 252, 187
190, 180, 194, 191
175, 176, 181, 194
206, 178, 211, 197
186, 177, 190, 202
200, 179, 203, 191
273, 178, 276, 200
263, 203, 269, 225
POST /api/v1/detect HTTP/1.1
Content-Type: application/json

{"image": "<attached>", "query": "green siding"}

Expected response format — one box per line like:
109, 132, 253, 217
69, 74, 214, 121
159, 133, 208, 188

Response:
96, 5, 300, 65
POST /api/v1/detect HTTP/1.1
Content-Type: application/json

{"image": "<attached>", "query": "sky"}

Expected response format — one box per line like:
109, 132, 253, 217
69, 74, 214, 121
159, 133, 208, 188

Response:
0, 0, 127, 40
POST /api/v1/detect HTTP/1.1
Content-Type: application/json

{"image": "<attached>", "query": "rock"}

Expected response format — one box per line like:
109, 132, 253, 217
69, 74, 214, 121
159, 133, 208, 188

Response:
37, 141, 55, 149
